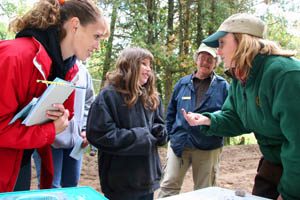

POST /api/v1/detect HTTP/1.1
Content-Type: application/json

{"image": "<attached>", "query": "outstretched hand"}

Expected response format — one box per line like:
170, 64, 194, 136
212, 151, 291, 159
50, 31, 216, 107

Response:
181, 108, 211, 126
46, 103, 69, 135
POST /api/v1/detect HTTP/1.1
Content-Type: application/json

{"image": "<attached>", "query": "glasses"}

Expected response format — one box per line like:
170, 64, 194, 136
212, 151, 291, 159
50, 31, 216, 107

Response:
198, 55, 214, 64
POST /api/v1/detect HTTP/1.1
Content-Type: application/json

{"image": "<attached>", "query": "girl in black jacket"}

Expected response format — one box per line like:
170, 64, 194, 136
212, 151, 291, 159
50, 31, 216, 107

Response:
87, 47, 168, 200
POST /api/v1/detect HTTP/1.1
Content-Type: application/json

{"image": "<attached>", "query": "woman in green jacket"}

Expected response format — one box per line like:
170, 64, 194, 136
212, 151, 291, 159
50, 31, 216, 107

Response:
182, 13, 300, 200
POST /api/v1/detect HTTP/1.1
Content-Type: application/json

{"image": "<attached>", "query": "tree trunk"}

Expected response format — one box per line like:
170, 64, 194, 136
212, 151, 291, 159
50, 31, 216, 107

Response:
164, 0, 175, 113
209, 0, 216, 35
146, 0, 155, 44
183, 1, 191, 55
101, 2, 118, 87
196, 0, 204, 47
178, 0, 183, 56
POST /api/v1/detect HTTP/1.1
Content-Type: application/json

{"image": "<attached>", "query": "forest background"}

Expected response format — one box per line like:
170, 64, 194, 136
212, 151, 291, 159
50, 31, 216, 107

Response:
1, 1, 300, 143
1, 2, 299, 195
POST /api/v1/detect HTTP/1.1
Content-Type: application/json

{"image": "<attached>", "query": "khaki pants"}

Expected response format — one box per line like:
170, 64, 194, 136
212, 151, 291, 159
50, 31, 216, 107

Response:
157, 144, 222, 198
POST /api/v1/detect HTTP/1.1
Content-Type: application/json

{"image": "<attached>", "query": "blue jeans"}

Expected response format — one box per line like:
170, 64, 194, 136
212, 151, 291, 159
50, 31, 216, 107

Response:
91, 145, 98, 151
32, 150, 41, 189
33, 147, 82, 188
13, 158, 31, 191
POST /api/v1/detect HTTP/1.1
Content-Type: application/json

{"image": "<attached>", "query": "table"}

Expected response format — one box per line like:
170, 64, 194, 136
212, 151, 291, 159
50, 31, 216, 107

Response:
157, 187, 271, 200
0, 186, 107, 200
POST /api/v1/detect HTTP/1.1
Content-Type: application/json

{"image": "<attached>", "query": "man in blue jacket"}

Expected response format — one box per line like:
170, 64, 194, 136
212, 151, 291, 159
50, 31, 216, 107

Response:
158, 44, 229, 198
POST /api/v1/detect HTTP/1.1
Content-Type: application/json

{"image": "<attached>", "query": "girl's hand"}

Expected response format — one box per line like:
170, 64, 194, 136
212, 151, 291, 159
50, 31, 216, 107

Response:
80, 131, 89, 148
181, 108, 211, 126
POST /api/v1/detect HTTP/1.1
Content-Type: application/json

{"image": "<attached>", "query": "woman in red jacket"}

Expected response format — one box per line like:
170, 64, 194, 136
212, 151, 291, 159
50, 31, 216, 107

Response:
0, 0, 109, 192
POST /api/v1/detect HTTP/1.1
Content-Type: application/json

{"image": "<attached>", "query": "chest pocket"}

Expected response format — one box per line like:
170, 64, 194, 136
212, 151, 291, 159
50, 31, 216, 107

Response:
175, 84, 194, 112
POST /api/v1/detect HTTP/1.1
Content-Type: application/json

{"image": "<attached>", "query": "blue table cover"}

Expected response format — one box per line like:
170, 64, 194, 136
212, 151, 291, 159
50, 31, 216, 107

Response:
0, 186, 108, 200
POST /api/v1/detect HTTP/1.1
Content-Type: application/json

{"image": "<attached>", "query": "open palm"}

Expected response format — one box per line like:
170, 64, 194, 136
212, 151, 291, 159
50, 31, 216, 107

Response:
181, 108, 211, 126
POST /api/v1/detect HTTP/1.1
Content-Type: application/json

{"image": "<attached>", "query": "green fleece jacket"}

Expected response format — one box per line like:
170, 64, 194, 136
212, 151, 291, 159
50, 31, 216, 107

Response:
201, 54, 300, 200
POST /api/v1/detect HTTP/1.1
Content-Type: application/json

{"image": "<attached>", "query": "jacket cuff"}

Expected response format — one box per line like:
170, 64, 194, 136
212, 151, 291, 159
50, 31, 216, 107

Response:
200, 112, 216, 136
42, 122, 56, 144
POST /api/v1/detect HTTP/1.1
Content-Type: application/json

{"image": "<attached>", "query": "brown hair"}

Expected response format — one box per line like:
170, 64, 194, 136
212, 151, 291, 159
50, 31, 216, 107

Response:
231, 33, 296, 80
9, 0, 110, 40
105, 47, 160, 111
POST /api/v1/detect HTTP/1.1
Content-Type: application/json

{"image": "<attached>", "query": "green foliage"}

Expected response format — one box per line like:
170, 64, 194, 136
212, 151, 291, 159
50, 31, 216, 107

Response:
0, 23, 8, 40
263, 10, 294, 49
88, 0, 300, 106
0, 1, 17, 19
224, 133, 258, 146
3, 0, 300, 104
260, 2, 300, 59
2, 1, 299, 148
84, 40, 111, 93
0, 0, 37, 40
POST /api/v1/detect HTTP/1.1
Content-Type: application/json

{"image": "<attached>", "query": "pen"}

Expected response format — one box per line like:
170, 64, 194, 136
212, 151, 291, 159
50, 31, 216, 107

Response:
37, 80, 86, 89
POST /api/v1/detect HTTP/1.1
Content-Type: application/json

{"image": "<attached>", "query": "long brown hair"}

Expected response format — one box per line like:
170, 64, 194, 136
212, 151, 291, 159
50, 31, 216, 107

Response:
105, 47, 160, 111
231, 33, 296, 80
9, 0, 110, 40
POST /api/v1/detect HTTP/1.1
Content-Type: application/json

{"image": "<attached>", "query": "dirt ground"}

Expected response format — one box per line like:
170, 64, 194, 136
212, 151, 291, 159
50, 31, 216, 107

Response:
31, 144, 262, 199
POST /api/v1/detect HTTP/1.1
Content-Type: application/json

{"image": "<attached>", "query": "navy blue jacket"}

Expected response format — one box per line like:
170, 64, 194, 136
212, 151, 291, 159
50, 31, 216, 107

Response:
86, 85, 168, 199
166, 72, 229, 157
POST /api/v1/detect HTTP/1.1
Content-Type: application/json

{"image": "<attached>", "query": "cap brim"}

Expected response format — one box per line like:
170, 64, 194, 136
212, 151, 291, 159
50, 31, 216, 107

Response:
198, 49, 216, 58
203, 31, 227, 48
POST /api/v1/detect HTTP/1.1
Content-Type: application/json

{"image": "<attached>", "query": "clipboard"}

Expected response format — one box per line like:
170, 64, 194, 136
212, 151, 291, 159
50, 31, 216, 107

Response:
9, 77, 78, 126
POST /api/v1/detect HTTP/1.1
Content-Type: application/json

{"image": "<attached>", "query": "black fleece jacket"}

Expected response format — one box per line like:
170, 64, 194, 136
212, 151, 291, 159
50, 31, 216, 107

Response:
86, 84, 168, 198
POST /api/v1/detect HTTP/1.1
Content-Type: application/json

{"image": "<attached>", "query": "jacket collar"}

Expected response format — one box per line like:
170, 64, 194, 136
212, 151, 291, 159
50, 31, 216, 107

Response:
181, 71, 217, 85
16, 26, 76, 81
32, 37, 52, 80
247, 54, 267, 83
224, 54, 267, 84
192, 70, 214, 81
31, 37, 79, 82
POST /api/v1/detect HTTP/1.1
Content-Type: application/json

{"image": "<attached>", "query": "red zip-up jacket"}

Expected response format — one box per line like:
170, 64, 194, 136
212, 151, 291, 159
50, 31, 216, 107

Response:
0, 36, 78, 192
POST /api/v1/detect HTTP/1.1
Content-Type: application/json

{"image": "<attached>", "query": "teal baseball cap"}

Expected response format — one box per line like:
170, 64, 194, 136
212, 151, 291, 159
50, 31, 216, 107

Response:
203, 31, 227, 48
203, 13, 266, 48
